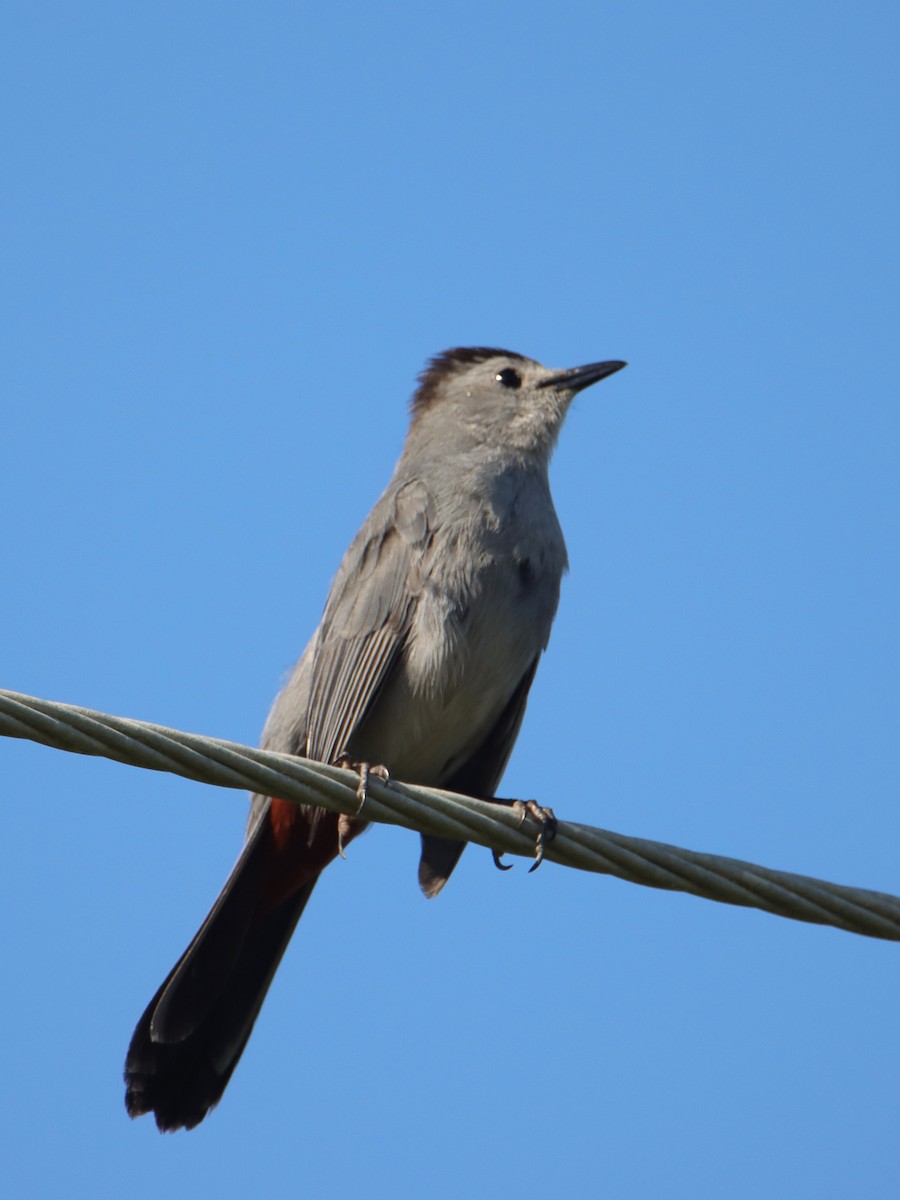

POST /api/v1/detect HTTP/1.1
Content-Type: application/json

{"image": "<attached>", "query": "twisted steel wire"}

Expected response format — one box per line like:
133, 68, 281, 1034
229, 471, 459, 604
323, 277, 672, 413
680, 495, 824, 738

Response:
1, 687, 898, 941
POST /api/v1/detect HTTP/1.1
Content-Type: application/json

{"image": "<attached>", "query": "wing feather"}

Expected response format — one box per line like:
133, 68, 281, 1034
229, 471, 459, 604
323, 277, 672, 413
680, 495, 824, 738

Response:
305, 478, 433, 766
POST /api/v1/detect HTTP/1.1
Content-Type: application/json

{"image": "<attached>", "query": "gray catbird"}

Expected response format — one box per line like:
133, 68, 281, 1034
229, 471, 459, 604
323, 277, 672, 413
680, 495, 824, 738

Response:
124, 346, 626, 1130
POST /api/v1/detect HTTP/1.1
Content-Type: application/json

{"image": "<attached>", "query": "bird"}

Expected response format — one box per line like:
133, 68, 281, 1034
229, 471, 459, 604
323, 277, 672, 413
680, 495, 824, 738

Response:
124, 346, 626, 1130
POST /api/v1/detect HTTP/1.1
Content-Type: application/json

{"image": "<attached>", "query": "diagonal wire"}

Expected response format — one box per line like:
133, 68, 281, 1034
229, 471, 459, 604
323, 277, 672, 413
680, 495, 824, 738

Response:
1, 687, 898, 942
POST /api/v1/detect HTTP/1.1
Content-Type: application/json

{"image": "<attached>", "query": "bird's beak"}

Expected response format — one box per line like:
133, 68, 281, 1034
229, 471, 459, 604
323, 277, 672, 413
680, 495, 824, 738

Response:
539, 359, 627, 394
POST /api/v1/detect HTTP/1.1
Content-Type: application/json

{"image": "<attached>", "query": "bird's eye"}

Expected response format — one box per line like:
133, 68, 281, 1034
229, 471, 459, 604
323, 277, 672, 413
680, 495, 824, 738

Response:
495, 367, 522, 389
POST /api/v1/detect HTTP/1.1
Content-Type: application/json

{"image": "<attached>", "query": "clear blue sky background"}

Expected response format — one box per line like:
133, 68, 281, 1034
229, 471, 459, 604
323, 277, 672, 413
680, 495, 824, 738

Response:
2, 3, 898, 1197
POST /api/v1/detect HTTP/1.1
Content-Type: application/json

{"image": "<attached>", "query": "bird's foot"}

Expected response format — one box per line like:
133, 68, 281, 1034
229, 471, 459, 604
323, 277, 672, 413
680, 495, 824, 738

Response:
491, 799, 557, 874
334, 752, 390, 858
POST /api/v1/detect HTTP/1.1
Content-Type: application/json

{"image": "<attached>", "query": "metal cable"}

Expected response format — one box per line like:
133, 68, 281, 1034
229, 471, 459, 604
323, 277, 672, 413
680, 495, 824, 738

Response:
2, 687, 898, 942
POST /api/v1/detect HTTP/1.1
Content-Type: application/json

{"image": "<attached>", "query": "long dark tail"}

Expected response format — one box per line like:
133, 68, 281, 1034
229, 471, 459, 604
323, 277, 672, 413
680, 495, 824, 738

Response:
124, 816, 316, 1132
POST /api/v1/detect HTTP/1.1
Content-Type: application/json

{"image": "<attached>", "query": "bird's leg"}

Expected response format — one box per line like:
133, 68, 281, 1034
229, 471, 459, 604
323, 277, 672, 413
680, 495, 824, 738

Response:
518, 800, 557, 871
490, 797, 557, 873
333, 751, 390, 858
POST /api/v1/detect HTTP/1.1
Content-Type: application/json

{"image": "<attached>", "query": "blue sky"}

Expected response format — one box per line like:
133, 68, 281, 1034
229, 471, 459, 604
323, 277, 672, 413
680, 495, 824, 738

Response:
2, 2, 899, 1196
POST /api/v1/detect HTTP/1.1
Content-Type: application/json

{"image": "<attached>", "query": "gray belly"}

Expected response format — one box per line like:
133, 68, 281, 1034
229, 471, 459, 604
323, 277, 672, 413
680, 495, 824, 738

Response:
349, 556, 558, 786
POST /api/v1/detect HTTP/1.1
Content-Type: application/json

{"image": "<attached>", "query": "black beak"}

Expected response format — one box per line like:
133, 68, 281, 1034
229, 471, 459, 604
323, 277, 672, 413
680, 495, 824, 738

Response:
539, 359, 627, 394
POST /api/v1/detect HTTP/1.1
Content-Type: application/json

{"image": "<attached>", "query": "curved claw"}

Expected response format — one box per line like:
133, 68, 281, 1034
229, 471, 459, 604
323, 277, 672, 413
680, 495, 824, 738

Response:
492, 849, 514, 872
522, 800, 557, 873
333, 751, 390, 860
491, 800, 557, 875
528, 834, 551, 873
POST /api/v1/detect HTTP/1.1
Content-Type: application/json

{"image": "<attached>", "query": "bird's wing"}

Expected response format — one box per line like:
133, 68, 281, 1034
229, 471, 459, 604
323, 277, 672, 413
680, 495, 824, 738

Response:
305, 477, 434, 766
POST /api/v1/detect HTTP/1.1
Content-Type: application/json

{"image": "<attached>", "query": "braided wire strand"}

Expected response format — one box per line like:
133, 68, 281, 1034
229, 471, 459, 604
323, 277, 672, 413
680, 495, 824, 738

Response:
1, 688, 898, 942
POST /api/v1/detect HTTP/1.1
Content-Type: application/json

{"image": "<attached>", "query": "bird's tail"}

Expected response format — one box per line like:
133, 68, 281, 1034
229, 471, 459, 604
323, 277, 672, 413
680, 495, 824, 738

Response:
124, 806, 318, 1132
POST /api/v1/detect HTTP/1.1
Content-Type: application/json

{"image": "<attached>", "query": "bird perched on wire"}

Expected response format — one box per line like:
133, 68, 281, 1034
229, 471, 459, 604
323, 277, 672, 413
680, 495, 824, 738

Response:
124, 346, 626, 1131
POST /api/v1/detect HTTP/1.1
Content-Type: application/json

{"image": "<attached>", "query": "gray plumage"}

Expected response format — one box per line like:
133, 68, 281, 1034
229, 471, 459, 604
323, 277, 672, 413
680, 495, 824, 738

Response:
124, 346, 626, 1130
